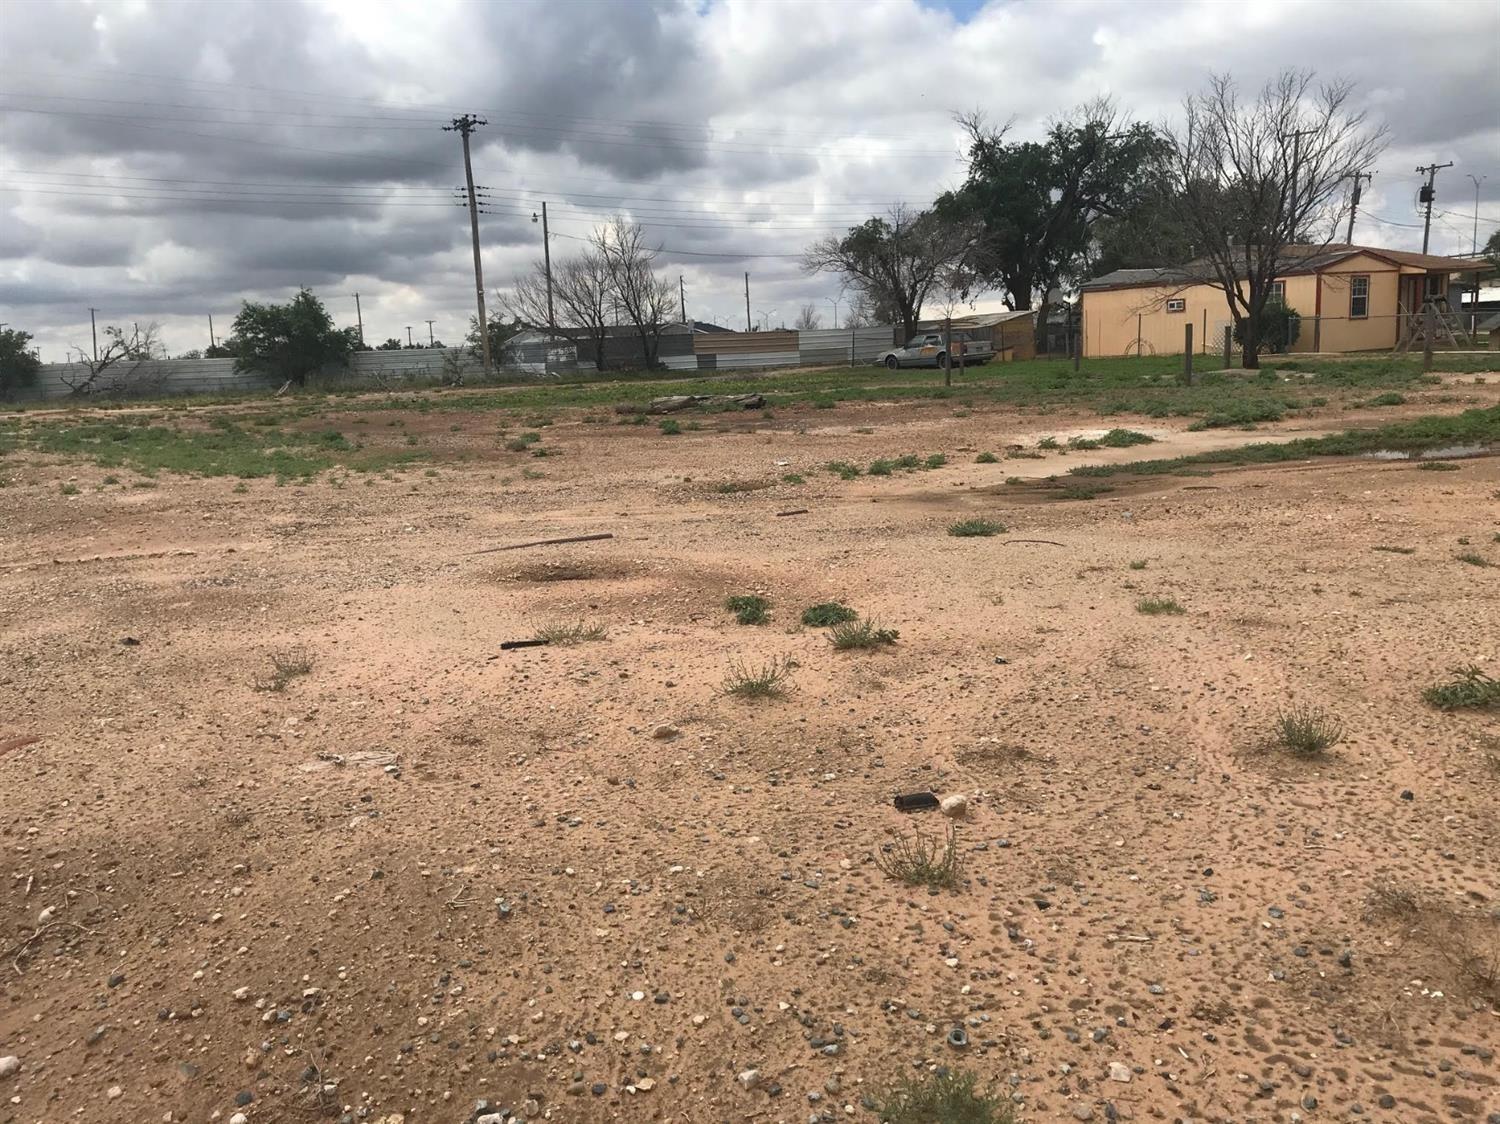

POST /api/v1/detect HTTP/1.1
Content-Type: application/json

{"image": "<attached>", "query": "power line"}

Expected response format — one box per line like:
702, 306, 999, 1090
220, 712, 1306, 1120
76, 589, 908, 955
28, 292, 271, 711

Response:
1, 72, 953, 144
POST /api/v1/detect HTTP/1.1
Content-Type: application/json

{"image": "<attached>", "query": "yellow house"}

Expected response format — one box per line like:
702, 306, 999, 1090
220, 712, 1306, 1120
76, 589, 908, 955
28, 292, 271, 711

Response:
1079, 244, 1485, 356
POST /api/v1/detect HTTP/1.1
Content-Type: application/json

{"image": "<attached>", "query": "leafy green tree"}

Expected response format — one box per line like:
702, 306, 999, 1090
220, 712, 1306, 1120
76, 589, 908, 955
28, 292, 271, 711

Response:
465, 314, 525, 362
0, 327, 43, 398
227, 288, 355, 386
1484, 229, 1500, 273
376, 337, 403, 351
936, 100, 1170, 341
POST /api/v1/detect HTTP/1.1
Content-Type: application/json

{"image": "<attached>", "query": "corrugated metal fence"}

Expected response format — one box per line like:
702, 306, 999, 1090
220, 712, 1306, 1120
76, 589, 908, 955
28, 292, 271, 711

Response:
13, 323, 964, 402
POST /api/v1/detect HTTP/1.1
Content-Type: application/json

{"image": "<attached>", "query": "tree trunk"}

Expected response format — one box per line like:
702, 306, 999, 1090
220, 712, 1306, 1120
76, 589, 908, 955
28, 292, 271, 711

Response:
592, 335, 606, 372
901, 308, 918, 341
1240, 317, 1260, 369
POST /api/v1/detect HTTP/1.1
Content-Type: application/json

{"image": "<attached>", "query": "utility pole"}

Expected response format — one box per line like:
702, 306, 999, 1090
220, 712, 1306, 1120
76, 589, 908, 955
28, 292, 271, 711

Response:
1467, 173, 1486, 335
532, 202, 555, 330
1344, 170, 1373, 243
406, 325, 414, 348
89, 307, 98, 361
1468, 174, 1487, 254
208, 313, 216, 350
679, 275, 687, 324
744, 272, 751, 332
445, 114, 491, 373
1415, 161, 1454, 254
426, 319, 436, 347
353, 293, 364, 347
826, 295, 840, 329
1280, 127, 1317, 239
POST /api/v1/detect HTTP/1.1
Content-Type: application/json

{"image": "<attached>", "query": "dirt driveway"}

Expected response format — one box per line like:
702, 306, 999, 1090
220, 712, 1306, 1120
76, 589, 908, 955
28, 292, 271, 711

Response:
2, 392, 1497, 1124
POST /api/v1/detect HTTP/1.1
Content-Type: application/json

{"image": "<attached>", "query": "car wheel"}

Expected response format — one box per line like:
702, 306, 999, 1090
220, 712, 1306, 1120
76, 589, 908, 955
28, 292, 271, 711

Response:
937, 352, 950, 369
885, 356, 898, 370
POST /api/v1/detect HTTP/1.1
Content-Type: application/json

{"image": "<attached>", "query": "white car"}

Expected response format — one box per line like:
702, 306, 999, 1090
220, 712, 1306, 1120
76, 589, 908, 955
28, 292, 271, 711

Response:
881, 331, 994, 370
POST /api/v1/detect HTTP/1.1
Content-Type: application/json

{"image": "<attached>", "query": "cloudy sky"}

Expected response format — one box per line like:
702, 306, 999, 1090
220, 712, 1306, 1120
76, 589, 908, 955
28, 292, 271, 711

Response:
1, 0, 1497, 360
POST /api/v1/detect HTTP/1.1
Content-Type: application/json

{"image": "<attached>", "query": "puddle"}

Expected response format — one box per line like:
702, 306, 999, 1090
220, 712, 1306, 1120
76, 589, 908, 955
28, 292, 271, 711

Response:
1364, 444, 1492, 461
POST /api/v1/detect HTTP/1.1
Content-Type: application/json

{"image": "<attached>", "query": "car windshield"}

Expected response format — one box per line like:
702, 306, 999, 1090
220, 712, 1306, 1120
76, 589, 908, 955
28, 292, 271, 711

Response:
905, 336, 936, 347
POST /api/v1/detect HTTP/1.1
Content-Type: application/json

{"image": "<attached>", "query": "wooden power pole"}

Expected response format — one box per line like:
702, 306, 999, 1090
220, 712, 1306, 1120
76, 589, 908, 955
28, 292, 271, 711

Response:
1415, 161, 1454, 254
445, 114, 491, 374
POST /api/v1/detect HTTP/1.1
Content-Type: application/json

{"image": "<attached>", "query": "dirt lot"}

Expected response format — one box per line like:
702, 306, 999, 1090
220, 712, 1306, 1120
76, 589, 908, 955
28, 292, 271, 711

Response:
2, 385, 1498, 1124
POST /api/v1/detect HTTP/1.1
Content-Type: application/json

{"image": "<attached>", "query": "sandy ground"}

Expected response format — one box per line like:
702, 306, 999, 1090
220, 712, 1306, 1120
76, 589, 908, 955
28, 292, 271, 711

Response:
2, 389, 1499, 1124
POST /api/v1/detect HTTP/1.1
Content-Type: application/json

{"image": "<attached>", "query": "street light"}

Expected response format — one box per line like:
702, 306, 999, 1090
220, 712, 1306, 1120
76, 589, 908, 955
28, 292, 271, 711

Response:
758, 308, 778, 331
825, 296, 840, 329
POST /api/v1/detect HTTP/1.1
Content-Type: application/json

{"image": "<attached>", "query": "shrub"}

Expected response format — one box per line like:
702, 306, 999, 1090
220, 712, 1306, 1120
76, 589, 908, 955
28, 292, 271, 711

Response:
825, 460, 861, 480
975, 452, 999, 464
534, 619, 609, 645
1456, 552, 1494, 567
1037, 436, 1061, 450
257, 647, 314, 692
1366, 392, 1406, 407
724, 594, 769, 625
948, 518, 1004, 537
1273, 704, 1344, 756
801, 602, 857, 627
1099, 428, 1155, 447
1128, 560, 1147, 570
828, 618, 899, 650
1232, 297, 1301, 354
1423, 666, 1500, 711
868, 459, 895, 476
1372, 545, 1416, 554
876, 826, 960, 891
721, 656, 796, 698
781, 472, 805, 484
877, 1070, 1012, 1124
659, 419, 682, 436
924, 453, 947, 469
1136, 596, 1184, 615
1419, 461, 1461, 471
59, 482, 80, 495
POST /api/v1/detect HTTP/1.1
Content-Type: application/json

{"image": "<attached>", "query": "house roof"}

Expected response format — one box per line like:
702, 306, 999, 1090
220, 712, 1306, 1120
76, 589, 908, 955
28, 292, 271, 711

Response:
917, 309, 1033, 330
1082, 244, 1487, 292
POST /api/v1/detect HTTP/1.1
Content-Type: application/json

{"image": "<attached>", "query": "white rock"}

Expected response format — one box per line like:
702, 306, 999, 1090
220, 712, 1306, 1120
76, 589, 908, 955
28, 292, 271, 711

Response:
939, 794, 969, 818
1109, 1062, 1132, 1083
230, 1115, 249, 1124
737, 1068, 761, 1089
107, 1084, 123, 1099
476, 1115, 506, 1124
636, 1077, 655, 1091
232, 987, 250, 1001
37, 906, 54, 924
0, 1056, 19, 1078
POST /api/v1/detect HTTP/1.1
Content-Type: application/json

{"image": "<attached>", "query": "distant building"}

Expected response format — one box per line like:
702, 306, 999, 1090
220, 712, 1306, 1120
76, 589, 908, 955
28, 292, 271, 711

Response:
1079, 244, 1488, 356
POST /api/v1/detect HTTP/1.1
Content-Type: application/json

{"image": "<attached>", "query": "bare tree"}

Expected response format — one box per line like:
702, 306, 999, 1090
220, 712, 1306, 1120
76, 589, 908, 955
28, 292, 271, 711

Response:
591, 217, 676, 368
1162, 69, 1387, 367
793, 303, 822, 331
553, 250, 615, 371
64, 322, 164, 396
502, 265, 552, 330
842, 291, 876, 328
802, 203, 977, 340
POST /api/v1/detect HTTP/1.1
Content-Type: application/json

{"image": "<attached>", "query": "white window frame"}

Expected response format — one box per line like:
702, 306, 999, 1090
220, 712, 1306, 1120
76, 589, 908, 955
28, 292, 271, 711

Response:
1349, 275, 1369, 319
1269, 281, 1286, 302
1164, 298, 1186, 314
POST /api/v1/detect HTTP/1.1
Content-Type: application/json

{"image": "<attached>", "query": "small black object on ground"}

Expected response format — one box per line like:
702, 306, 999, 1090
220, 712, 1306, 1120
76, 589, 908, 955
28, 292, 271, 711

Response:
893, 791, 940, 813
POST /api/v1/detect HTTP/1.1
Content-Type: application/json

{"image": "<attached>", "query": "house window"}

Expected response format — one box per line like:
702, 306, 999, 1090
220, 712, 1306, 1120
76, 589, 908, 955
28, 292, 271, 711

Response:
1165, 298, 1186, 313
1349, 275, 1369, 319
1269, 281, 1286, 302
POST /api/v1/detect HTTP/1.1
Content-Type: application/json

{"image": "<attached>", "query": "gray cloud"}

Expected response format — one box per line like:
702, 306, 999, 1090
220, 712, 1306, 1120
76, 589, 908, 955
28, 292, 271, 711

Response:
2, 0, 1497, 359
